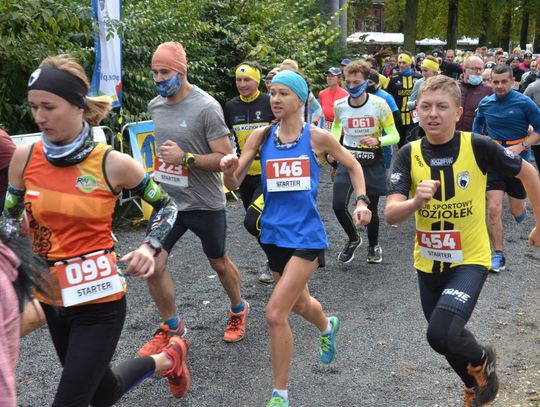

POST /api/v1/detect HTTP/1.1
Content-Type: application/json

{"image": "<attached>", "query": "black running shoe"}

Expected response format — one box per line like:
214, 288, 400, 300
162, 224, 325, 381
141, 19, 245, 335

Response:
337, 237, 362, 263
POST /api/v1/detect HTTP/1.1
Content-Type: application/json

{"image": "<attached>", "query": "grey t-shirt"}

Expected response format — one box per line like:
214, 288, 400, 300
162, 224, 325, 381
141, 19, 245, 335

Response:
148, 86, 229, 211
524, 79, 540, 107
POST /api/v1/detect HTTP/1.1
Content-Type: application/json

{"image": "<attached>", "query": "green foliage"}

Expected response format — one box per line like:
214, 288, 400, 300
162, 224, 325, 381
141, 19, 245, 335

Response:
383, 0, 537, 50
1, 0, 343, 135
0, 0, 93, 134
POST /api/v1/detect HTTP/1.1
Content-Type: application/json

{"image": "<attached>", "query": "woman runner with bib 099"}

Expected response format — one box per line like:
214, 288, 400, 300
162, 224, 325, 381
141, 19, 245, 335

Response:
221, 70, 372, 407
0, 55, 191, 406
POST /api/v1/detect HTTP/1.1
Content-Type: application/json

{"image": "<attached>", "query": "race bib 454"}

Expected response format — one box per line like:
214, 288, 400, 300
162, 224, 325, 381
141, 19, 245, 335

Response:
416, 230, 463, 263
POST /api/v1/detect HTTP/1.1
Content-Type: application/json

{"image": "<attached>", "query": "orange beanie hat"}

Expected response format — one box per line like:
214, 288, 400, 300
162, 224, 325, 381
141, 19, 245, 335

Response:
151, 42, 187, 75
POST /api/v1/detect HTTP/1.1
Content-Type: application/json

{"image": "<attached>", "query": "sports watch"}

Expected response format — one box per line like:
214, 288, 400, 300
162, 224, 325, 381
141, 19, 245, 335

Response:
521, 139, 530, 150
355, 194, 370, 205
184, 152, 196, 168
144, 236, 162, 257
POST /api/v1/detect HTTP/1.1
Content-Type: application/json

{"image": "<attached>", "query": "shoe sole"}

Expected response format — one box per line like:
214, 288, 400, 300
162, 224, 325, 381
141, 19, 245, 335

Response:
223, 302, 250, 343
489, 265, 505, 273
367, 258, 383, 264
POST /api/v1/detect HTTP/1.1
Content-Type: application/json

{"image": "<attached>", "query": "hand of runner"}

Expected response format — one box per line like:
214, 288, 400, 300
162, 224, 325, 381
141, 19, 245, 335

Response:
119, 245, 155, 280
353, 205, 372, 226
528, 226, 540, 247
413, 180, 440, 208
359, 136, 380, 147
506, 144, 524, 156
220, 153, 239, 174
159, 140, 184, 165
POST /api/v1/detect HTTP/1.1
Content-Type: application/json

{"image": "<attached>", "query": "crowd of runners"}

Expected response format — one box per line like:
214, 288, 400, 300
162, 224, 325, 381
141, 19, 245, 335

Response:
1, 40, 540, 407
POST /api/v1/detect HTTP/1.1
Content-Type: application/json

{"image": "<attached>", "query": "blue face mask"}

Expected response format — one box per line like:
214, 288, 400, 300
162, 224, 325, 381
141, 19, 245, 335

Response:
467, 75, 483, 86
346, 81, 368, 99
155, 73, 182, 97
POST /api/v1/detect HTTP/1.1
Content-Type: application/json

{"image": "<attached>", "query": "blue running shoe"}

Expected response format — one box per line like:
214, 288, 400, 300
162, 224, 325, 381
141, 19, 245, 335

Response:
267, 392, 289, 407
320, 316, 340, 364
514, 209, 526, 224
491, 252, 506, 273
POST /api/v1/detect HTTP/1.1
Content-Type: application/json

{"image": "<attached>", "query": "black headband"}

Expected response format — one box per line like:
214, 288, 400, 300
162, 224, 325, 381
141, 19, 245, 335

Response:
27, 67, 87, 108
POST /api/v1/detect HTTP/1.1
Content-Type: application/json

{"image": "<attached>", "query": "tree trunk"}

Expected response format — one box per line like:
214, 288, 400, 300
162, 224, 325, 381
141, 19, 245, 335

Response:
321, 0, 340, 27
403, 0, 419, 52
501, 5, 512, 51
534, 7, 540, 53
446, 0, 458, 50
478, 0, 489, 46
520, 0, 530, 50
339, 0, 348, 47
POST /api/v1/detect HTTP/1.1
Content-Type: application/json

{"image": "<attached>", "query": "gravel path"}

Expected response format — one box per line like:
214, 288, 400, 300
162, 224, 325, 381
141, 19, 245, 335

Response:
16, 166, 540, 407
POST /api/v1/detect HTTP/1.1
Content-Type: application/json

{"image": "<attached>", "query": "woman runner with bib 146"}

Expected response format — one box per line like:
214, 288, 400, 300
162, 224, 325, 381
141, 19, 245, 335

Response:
221, 70, 372, 407
0, 55, 191, 406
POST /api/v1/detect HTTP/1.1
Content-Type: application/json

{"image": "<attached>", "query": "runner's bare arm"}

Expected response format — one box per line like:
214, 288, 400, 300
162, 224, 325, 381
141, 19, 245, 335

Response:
159, 134, 232, 172
221, 127, 264, 190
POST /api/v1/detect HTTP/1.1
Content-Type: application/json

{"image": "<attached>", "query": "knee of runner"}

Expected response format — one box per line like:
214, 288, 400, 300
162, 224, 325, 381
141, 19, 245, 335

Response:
426, 323, 448, 355
265, 304, 288, 328
486, 201, 502, 217
209, 257, 227, 275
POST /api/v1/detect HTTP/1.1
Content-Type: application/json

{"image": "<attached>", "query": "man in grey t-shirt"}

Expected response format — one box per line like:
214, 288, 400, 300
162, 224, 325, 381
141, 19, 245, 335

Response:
138, 42, 249, 368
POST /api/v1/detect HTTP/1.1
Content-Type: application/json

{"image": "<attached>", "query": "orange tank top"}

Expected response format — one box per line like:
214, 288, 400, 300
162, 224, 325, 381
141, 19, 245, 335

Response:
24, 142, 123, 306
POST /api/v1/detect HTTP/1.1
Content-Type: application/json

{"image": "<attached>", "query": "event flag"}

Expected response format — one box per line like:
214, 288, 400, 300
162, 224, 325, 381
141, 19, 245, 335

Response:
89, 0, 122, 107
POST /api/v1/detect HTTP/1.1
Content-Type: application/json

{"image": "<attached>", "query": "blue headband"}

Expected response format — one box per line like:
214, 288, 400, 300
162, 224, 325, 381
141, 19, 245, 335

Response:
271, 71, 308, 103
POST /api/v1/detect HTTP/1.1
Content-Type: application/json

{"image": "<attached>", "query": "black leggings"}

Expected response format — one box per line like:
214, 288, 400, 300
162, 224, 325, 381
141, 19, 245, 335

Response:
42, 298, 155, 407
332, 182, 379, 246
417, 265, 489, 387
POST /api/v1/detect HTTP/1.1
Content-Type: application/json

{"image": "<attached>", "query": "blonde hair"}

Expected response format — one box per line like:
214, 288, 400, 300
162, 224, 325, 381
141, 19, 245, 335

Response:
39, 55, 112, 124
280, 59, 299, 71
418, 75, 461, 107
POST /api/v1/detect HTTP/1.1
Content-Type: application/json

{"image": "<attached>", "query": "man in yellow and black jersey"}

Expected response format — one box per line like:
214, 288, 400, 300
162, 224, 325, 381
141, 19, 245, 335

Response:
224, 61, 274, 210
386, 51, 422, 148
386, 76, 540, 406
223, 61, 275, 283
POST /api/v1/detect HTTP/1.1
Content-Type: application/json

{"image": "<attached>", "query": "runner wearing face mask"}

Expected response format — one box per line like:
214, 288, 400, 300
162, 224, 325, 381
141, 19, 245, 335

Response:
457, 56, 492, 132
331, 60, 399, 264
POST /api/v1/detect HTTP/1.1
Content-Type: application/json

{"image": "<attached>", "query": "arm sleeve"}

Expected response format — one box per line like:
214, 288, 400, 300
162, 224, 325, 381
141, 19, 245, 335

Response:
378, 103, 400, 147
309, 95, 322, 117
387, 144, 412, 196
331, 103, 343, 140
129, 174, 178, 245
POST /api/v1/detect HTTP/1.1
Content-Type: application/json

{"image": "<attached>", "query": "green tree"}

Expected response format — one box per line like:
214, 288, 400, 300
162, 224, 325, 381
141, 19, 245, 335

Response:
1, 0, 343, 135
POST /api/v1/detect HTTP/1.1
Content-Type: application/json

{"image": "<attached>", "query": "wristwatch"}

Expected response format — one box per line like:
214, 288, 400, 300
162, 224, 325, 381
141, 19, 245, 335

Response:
521, 139, 530, 150
144, 236, 162, 257
184, 152, 196, 168
355, 194, 370, 205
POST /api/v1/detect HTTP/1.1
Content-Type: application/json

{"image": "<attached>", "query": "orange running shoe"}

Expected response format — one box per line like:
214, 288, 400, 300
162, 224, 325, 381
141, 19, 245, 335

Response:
162, 337, 191, 398
138, 323, 183, 357
223, 301, 250, 342
466, 346, 499, 405
463, 387, 478, 407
